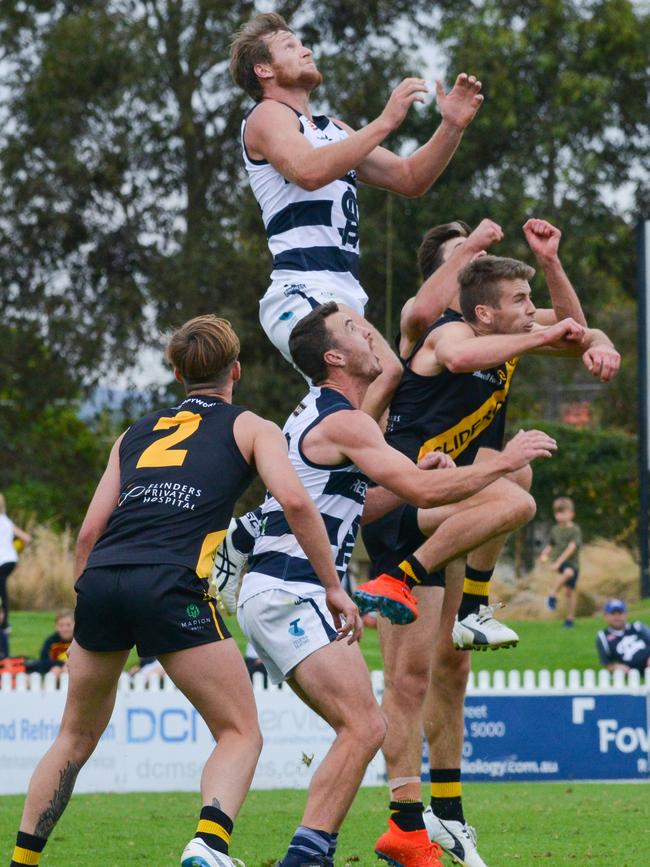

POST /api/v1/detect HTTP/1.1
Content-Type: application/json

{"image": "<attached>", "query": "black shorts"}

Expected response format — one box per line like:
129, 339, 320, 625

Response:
558, 561, 579, 589
74, 564, 230, 657
362, 504, 445, 587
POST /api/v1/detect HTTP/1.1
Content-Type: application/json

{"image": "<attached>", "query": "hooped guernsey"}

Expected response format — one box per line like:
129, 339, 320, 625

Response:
385, 308, 519, 467
239, 387, 368, 603
87, 395, 253, 577
241, 102, 367, 310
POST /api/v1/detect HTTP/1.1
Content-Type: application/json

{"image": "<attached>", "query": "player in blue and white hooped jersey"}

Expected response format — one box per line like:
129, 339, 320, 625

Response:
230, 11, 484, 420
236, 303, 557, 867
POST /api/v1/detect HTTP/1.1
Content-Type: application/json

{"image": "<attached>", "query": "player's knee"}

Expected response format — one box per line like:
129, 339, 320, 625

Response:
432, 646, 470, 693
365, 707, 388, 753
60, 724, 102, 763
507, 463, 533, 491
513, 490, 536, 526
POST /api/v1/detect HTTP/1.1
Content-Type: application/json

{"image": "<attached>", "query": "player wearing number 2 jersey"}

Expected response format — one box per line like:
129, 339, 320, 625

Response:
10, 315, 360, 867
230, 11, 484, 418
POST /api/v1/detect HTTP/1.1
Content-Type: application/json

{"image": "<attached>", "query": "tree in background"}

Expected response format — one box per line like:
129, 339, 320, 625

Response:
0, 0, 647, 531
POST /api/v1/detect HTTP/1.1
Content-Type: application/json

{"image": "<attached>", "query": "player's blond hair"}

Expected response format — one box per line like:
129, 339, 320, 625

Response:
230, 13, 291, 102
166, 315, 240, 389
0, 494, 5, 514
553, 496, 575, 512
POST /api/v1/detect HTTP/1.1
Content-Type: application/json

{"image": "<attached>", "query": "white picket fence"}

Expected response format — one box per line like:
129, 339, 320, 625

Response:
1, 667, 648, 694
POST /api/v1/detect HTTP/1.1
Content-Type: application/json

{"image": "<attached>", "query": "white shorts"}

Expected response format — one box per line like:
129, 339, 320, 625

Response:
237, 585, 337, 684
259, 278, 367, 363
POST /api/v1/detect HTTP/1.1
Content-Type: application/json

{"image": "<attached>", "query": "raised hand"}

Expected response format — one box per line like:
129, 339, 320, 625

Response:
582, 344, 621, 382
502, 429, 558, 470
326, 586, 363, 644
380, 77, 429, 130
467, 218, 504, 254
523, 219, 562, 262
435, 73, 483, 130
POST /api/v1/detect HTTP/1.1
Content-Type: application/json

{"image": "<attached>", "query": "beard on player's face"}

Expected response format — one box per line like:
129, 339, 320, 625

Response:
272, 62, 323, 92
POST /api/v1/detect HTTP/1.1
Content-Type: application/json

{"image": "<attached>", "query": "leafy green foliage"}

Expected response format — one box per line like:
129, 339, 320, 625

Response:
518, 418, 638, 545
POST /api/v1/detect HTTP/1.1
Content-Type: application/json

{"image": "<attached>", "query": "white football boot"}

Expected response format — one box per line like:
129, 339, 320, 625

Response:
423, 808, 488, 867
181, 837, 245, 866
210, 518, 250, 615
452, 603, 519, 651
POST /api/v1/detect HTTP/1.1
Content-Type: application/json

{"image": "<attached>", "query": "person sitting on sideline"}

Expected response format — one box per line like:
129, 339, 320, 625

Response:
26, 611, 74, 676
596, 599, 650, 675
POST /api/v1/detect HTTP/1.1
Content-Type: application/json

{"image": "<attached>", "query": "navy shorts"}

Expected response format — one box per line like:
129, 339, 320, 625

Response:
362, 504, 445, 587
558, 561, 579, 589
74, 564, 230, 657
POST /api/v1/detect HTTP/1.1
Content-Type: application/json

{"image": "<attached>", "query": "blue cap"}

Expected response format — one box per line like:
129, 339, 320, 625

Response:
604, 598, 627, 614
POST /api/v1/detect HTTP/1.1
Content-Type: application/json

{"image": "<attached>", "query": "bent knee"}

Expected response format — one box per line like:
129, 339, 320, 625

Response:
507, 463, 533, 492
512, 490, 536, 525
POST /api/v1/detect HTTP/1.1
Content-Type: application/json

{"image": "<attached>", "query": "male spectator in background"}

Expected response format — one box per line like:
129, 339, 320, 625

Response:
596, 599, 650, 675
540, 495, 582, 627
26, 611, 74, 677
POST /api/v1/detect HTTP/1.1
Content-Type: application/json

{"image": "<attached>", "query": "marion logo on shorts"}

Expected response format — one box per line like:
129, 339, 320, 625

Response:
181, 602, 210, 630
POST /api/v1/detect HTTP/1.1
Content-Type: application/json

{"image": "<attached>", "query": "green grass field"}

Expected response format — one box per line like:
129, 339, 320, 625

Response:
10, 598, 650, 673
1, 783, 648, 865
3, 607, 650, 864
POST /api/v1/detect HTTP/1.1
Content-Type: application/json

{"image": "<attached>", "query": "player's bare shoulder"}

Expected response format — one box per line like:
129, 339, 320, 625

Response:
245, 99, 302, 152
232, 410, 283, 464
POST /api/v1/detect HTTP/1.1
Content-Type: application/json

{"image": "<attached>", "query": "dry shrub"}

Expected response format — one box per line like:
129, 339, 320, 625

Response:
493, 539, 638, 619
8, 525, 76, 610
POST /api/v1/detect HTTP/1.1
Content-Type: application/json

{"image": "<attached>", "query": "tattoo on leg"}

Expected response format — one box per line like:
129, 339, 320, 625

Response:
34, 760, 80, 838
211, 798, 221, 810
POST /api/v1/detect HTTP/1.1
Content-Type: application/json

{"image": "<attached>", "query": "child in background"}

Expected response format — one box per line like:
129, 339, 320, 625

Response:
540, 496, 583, 627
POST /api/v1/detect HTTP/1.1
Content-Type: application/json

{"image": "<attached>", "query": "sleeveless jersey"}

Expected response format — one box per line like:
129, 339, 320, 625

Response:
386, 309, 519, 467
242, 103, 367, 307
87, 396, 253, 577
239, 387, 368, 601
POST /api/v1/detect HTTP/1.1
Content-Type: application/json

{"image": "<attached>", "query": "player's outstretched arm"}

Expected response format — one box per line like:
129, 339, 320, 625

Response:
361, 452, 455, 525
400, 219, 503, 348
354, 73, 483, 197
75, 433, 124, 577
433, 318, 585, 373
329, 411, 556, 509
245, 79, 427, 192
239, 414, 362, 643
524, 219, 587, 326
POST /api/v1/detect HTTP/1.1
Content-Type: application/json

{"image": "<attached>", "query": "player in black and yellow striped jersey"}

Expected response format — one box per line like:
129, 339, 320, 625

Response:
10, 314, 355, 867
357, 219, 620, 867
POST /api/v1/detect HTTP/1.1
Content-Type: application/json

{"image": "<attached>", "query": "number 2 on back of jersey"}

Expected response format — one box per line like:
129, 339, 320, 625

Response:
136, 411, 202, 468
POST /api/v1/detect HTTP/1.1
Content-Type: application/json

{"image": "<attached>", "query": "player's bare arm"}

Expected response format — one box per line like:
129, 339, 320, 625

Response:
235, 412, 361, 642
244, 77, 428, 191
351, 73, 484, 196
311, 409, 556, 509
74, 433, 124, 577
524, 219, 588, 326
361, 452, 455, 526
531, 324, 620, 381
430, 317, 585, 374
400, 218, 504, 350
